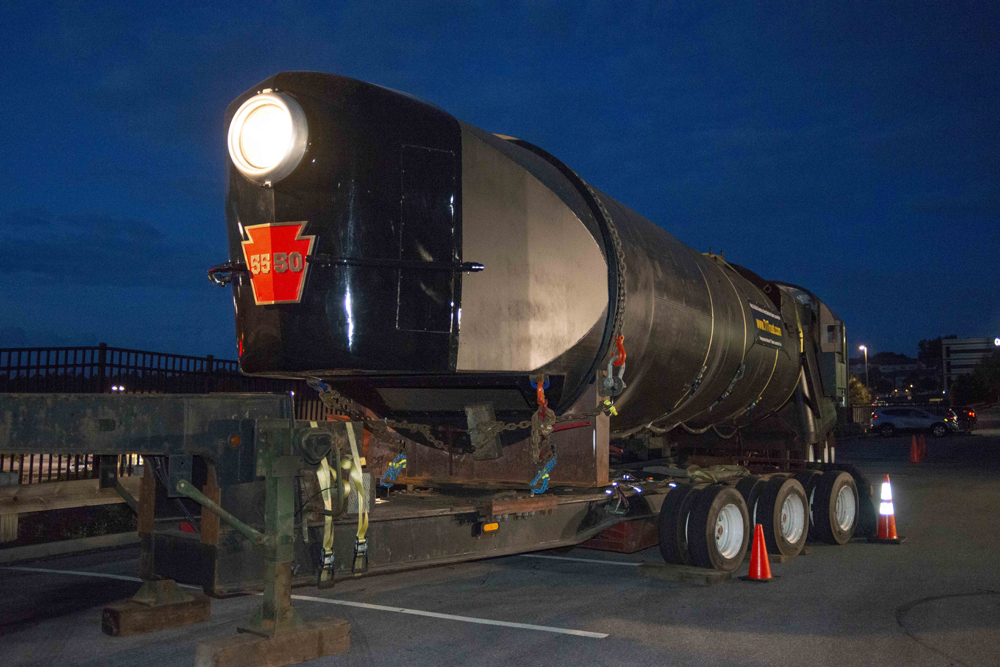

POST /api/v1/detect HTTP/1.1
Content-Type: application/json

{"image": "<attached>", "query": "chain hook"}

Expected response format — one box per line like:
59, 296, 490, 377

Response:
600, 335, 627, 398
530, 375, 549, 420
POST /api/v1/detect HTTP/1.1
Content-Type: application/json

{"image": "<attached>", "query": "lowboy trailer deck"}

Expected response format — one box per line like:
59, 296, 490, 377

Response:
0, 391, 874, 593
0, 389, 874, 665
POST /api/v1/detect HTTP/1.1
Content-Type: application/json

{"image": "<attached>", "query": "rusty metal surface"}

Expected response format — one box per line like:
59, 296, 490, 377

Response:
483, 496, 558, 516
581, 516, 659, 553
402, 382, 609, 486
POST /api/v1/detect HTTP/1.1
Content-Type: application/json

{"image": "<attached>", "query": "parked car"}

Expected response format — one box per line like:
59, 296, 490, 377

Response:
946, 407, 977, 433
871, 407, 955, 437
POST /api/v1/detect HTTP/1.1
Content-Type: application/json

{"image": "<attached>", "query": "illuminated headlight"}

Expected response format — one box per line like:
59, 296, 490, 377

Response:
227, 92, 308, 185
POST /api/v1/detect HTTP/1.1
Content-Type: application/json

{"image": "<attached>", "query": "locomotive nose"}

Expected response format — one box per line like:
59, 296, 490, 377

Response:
224, 72, 610, 387
225, 73, 465, 375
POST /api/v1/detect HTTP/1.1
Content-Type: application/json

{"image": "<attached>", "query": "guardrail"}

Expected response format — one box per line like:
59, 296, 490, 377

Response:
0, 344, 331, 485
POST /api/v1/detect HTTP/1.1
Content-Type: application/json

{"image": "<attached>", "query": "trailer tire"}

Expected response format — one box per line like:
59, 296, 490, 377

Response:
794, 471, 823, 541
687, 485, 749, 572
828, 463, 877, 539
657, 484, 699, 565
758, 477, 809, 557
812, 471, 858, 544
735, 476, 766, 526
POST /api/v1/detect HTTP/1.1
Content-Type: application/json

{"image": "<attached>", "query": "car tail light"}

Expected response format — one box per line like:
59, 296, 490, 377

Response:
873, 414, 879, 419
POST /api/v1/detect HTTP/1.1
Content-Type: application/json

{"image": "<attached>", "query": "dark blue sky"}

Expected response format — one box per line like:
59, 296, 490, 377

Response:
1, 2, 997, 360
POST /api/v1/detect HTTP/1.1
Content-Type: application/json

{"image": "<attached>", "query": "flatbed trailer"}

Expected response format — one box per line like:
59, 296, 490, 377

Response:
0, 390, 877, 666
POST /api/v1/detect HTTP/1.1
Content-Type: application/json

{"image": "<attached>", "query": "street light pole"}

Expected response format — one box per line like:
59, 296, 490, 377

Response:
859, 345, 869, 395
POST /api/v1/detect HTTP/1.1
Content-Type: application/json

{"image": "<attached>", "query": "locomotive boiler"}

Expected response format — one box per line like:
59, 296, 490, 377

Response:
217, 71, 847, 456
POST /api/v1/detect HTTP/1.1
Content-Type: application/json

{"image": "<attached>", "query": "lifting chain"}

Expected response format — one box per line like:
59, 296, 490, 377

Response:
529, 379, 558, 463
584, 183, 628, 346
308, 380, 355, 415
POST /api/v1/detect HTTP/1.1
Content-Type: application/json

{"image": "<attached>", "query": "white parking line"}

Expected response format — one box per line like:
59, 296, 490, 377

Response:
2, 566, 608, 639
292, 594, 608, 638
519, 553, 642, 567
3, 566, 144, 583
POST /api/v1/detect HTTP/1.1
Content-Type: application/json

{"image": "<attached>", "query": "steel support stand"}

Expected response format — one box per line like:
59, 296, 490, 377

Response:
176, 424, 350, 667
239, 430, 305, 637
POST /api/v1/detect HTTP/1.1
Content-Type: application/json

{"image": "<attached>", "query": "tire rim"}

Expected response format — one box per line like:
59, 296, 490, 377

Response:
715, 503, 744, 560
780, 494, 806, 543
835, 485, 857, 532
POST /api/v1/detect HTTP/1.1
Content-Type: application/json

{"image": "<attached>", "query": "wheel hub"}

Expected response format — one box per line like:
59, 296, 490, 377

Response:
714, 503, 745, 560
780, 494, 805, 543
835, 485, 857, 532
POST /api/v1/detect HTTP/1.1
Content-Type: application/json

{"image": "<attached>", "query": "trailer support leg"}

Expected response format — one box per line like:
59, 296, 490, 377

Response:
238, 456, 305, 637
191, 427, 351, 667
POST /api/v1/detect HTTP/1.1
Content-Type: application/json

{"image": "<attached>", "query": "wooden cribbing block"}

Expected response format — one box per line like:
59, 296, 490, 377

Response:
637, 561, 732, 586
195, 618, 351, 667
102, 592, 211, 636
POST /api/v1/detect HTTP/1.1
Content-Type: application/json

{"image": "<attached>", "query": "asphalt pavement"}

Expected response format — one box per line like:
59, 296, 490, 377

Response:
2, 409, 999, 666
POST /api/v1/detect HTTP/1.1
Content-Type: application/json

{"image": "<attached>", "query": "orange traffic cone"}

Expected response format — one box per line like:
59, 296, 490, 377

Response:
909, 436, 920, 463
740, 524, 777, 582
872, 474, 905, 544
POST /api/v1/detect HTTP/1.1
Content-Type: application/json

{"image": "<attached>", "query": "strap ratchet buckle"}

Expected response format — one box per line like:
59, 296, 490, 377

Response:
353, 538, 368, 573
317, 550, 336, 588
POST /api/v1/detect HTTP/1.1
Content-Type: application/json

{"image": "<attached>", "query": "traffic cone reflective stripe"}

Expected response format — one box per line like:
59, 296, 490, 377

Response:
878, 474, 898, 540
741, 524, 775, 582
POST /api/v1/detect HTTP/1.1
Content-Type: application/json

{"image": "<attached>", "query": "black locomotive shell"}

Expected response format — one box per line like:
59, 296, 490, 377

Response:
225, 72, 824, 448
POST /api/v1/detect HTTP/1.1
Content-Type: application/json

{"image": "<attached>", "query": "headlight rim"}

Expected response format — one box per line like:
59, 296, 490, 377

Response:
227, 91, 308, 186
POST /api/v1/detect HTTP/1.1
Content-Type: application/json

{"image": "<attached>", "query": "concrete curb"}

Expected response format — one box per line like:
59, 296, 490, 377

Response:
0, 531, 139, 564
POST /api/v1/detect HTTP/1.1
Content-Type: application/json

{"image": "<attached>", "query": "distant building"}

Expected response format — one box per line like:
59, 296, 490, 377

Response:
943, 337, 1000, 390
849, 351, 940, 393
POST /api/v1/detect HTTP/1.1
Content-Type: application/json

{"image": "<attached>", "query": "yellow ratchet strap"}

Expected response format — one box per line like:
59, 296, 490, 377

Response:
316, 457, 335, 586
346, 424, 369, 572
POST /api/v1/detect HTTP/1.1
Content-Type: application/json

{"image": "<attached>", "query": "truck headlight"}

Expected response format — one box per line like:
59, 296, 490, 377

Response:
228, 92, 308, 185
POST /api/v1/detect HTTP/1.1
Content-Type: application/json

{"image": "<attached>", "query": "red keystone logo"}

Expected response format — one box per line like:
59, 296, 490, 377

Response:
240, 222, 316, 305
